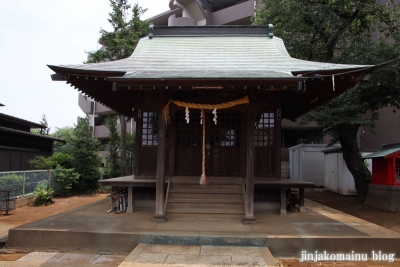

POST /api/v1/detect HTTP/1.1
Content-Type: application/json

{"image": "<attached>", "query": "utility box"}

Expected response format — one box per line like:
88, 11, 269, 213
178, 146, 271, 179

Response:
324, 148, 354, 195
289, 144, 331, 186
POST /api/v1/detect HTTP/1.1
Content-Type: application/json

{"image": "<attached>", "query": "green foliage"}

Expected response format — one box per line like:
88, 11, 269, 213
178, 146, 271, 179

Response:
70, 115, 102, 192
51, 126, 75, 154
254, 0, 400, 199
254, 0, 400, 61
85, 1, 149, 63
39, 114, 50, 135
126, 130, 135, 174
104, 116, 123, 178
0, 174, 24, 191
54, 168, 79, 197
51, 153, 73, 169
29, 155, 54, 170
33, 180, 54, 206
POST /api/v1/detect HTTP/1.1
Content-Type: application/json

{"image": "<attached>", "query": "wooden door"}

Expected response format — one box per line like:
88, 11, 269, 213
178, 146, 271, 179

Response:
208, 111, 241, 176
175, 111, 202, 175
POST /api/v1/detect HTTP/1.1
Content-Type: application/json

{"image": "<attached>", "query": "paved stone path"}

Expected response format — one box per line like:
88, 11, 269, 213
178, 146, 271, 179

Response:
0, 244, 278, 266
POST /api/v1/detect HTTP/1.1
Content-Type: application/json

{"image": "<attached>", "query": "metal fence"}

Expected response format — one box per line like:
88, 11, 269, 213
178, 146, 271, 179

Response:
0, 170, 55, 198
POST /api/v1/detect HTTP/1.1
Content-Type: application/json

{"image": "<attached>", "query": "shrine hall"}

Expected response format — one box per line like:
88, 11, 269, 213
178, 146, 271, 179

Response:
48, 25, 373, 223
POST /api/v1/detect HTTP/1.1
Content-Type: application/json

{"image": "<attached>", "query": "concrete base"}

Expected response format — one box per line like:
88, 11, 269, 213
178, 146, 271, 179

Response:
242, 216, 256, 225
15, 195, 34, 208
7, 199, 400, 258
365, 184, 400, 212
152, 214, 167, 223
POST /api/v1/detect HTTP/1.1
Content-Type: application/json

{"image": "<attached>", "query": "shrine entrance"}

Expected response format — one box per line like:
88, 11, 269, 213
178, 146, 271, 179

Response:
174, 110, 242, 177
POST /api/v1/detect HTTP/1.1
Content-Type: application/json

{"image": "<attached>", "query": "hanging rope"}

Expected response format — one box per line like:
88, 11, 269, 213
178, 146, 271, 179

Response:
199, 109, 207, 185
162, 95, 249, 124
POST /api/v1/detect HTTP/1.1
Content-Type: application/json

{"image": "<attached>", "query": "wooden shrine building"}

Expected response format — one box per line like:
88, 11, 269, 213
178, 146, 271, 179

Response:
48, 26, 372, 223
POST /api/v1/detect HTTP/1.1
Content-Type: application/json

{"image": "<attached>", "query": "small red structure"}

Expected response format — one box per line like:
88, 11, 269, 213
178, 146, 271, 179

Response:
363, 143, 400, 186
363, 143, 400, 212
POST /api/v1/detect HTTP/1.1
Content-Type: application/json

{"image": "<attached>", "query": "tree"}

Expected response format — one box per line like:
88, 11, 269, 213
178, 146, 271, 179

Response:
85, 0, 148, 175
70, 116, 102, 192
254, 0, 400, 199
85, 1, 149, 63
104, 116, 123, 178
30, 114, 50, 135
51, 126, 75, 154
39, 114, 50, 135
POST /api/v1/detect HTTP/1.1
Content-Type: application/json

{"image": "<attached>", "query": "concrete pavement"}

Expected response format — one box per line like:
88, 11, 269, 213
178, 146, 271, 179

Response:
2, 198, 400, 266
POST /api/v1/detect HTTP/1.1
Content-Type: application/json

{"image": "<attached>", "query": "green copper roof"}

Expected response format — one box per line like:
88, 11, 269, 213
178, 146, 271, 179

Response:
362, 144, 400, 159
49, 26, 370, 80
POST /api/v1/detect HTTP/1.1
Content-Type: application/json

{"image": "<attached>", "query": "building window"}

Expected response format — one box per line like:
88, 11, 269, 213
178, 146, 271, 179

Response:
176, 111, 202, 146
281, 128, 323, 148
209, 112, 240, 147
255, 112, 274, 147
141, 112, 158, 146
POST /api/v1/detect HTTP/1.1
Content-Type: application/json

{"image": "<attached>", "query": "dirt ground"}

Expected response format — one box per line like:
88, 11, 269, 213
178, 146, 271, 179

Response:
0, 193, 108, 227
0, 193, 110, 262
0, 190, 400, 266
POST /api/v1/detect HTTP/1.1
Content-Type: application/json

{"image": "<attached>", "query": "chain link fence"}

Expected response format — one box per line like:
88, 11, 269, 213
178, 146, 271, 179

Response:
0, 170, 56, 198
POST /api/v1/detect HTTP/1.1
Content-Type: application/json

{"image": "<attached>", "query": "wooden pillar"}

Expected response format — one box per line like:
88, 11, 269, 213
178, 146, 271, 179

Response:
153, 102, 167, 222
169, 107, 176, 176
275, 107, 282, 178
133, 112, 142, 176
243, 94, 256, 224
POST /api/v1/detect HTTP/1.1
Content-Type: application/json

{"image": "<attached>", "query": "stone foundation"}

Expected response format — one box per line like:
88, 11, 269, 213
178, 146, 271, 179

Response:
365, 184, 400, 212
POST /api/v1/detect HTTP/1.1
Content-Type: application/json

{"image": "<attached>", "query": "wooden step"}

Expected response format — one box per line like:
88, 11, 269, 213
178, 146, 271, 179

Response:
170, 183, 242, 191
167, 202, 244, 210
169, 189, 242, 194
165, 176, 245, 220
170, 177, 244, 184
168, 198, 244, 204
169, 192, 243, 200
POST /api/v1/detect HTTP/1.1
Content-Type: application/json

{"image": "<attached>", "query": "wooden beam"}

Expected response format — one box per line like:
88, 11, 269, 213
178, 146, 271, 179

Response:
243, 92, 256, 224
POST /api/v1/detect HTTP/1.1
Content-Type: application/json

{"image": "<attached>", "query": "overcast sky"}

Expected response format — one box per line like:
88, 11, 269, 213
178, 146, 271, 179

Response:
0, 0, 166, 132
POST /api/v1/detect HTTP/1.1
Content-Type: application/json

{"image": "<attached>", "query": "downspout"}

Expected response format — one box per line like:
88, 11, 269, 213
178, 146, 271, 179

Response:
92, 101, 96, 137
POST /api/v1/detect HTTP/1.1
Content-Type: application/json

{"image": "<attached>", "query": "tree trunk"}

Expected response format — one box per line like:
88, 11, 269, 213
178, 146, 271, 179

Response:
337, 126, 369, 200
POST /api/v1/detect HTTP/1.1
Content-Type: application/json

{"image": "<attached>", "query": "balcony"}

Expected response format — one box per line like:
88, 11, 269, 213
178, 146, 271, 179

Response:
94, 121, 136, 140
78, 94, 115, 116
209, 0, 254, 25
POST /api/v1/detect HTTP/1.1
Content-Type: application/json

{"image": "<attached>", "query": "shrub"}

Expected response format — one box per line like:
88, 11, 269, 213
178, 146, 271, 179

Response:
33, 181, 54, 206
51, 153, 73, 169
54, 168, 79, 197
28, 155, 54, 170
